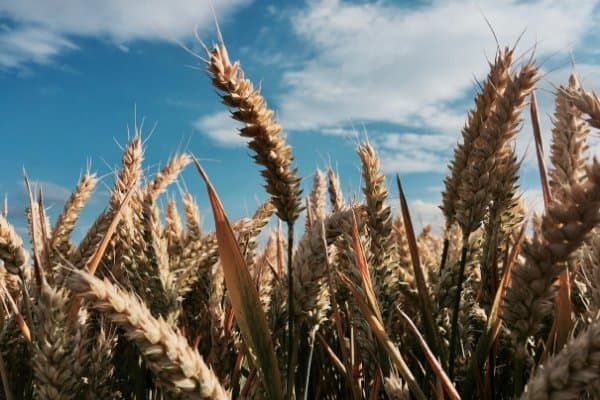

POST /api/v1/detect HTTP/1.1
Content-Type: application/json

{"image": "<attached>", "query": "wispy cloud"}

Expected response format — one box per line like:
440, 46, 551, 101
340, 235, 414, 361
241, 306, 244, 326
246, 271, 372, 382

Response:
193, 111, 248, 147
390, 198, 444, 233
411, 199, 444, 231
25, 180, 72, 205
521, 188, 545, 217
372, 132, 457, 174
0, 0, 252, 69
271, 0, 600, 179
3, 179, 73, 231
280, 0, 598, 132
0, 25, 77, 69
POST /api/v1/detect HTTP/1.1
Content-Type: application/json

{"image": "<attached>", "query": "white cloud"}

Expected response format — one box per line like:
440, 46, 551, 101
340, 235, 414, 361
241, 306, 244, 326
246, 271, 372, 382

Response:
521, 188, 545, 217
3, 179, 72, 226
24, 180, 71, 205
0, 0, 251, 69
0, 1, 251, 41
391, 198, 444, 232
276, 0, 600, 175
371, 132, 457, 174
193, 111, 248, 147
280, 0, 597, 132
320, 127, 359, 137
411, 199, 444, 232
0, 25, 77, 69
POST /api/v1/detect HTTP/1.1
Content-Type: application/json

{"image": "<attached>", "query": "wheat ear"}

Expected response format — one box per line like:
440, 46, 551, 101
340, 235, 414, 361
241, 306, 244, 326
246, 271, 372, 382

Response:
549, 73, 590, 199
327, 168, 345, 212
0, 214, 28, 275
182, 192, 203, 244
307, 169, 327, 230
357, 142, 397, 318
67, 269, 229, 399
31, 285, 81, 400
110, 134, 143, 212
165, 198, 183, 257
456, 60, 538, 235
293, 206, 365, 328
563, 86, 600, 130
441, 47, 513, 227
503, 159, 600, 344
521, 316, 600, 400
50, 173, 97, 262
207, 43, 302, 224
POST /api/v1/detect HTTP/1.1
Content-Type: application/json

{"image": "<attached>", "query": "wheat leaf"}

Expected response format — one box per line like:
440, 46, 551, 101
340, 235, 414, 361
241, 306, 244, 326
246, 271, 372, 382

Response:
193, 157, 283, 400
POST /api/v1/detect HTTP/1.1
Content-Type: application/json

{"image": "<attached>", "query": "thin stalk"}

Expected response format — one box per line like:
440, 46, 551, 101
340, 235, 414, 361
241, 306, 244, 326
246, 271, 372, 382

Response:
439, 237, 450, 275
449, 239, 469, 380
231, 347, 246, 399
321, 223, 362, 400
17, 271, 33, 334
132, 351, 147, 400
286, 221, 296, 399
396, 174, 443, 362
303, 328, 318, 400
530, 91, 551, 210
461, 221, 526, 399
513, 349, 526, 397
480, 218, 500, 309
0, 349, 13, 400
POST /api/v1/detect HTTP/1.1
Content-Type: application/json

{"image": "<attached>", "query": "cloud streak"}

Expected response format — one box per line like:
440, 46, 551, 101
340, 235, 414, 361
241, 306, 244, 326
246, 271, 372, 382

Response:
193, 111, 248, 147
0, 0, 252, 69
0, 25, 77, 69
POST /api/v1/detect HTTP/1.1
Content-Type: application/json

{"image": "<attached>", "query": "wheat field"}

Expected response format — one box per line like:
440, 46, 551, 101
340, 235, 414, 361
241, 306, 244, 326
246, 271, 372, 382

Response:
1, 35, 600, 400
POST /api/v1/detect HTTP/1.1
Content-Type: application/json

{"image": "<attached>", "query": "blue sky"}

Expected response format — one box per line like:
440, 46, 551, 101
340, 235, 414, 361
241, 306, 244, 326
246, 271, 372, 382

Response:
2, 0, 600, 237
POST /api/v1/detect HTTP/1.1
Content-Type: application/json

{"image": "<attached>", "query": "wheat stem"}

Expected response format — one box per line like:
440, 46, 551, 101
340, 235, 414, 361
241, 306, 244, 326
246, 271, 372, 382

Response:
449, 240, 469, 380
